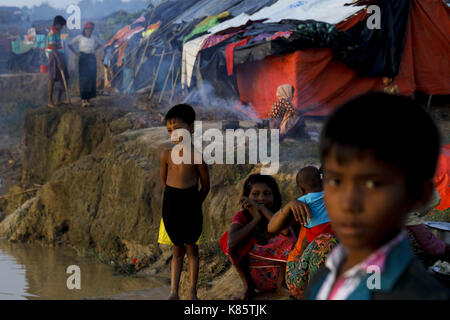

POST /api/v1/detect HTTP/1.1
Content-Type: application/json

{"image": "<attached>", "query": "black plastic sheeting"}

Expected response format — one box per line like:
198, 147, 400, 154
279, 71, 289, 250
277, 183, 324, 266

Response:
232, 0, 412, 78
7, 49, 47, 73
338, 0, 412, 77
195, 44, 240, 99
148, 0, 200, 25
195, 20, 302, 101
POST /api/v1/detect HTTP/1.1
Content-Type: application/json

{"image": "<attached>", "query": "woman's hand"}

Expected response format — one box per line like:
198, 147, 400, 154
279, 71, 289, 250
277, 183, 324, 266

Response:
240, 196, 261, 221
286, 199, 311, 226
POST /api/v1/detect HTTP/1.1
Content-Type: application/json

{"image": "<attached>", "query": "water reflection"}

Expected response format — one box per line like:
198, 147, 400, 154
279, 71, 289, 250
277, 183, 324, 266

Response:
0, 239, 167, 299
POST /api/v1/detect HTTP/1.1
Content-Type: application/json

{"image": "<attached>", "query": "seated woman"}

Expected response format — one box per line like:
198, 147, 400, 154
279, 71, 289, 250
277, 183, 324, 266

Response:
406, 186, 450, 266
220, 174, 296, 300
268, 84, 307, 140
268, 198, 338, 299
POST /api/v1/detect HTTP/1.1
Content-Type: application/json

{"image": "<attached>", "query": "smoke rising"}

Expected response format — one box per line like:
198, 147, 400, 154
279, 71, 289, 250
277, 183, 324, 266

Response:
185, 81, 261, 122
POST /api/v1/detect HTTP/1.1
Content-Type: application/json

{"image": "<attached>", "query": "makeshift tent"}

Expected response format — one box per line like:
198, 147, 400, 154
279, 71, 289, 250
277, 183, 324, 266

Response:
233, 0, 450, 116
103, 0, 278, 98
103, 0, 450, 116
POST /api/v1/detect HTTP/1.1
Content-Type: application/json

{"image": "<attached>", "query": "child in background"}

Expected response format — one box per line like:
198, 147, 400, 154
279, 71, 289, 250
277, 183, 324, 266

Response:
159, 104, 210, 300
46, 15, 69, 108
296, 166, 334, 250
220, 174, 295, 300
304, 92, 449, 300
268, 166, 337, 299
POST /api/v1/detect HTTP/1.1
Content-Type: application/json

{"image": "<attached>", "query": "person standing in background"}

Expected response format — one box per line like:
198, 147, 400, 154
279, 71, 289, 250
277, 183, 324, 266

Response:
46, 15, 69, 108
69, 21, 102, 108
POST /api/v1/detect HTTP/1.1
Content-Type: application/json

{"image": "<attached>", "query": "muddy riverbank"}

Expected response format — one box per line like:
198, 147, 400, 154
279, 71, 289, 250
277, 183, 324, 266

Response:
0, 91, 448, 300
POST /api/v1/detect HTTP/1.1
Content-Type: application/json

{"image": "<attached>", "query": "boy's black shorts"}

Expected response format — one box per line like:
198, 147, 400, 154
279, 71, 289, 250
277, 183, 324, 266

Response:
162, 184, 203, 246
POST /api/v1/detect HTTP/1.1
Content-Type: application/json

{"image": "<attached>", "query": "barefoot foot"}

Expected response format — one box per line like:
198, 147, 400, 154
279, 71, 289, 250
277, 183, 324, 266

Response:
188, 293, 199, 300
167, 293, 179, 300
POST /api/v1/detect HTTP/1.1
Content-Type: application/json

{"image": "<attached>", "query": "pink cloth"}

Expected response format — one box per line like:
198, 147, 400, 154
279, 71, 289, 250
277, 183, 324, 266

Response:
327, 276, 345, 300
407, 224, 446, 256
201, 32, 239, 50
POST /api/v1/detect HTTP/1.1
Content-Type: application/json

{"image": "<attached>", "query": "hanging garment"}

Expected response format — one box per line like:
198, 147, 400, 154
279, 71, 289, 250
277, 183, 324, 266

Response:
181, 34, 210, 89
200, 32, 239, 50
225, 37, 250, 75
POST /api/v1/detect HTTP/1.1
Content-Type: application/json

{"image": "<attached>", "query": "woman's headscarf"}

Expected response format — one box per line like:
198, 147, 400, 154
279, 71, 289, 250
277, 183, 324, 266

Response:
276, 84, 294, 101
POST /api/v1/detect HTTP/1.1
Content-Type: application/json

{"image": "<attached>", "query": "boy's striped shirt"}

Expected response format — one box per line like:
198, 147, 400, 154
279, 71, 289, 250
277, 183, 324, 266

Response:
46, 27, 64, 54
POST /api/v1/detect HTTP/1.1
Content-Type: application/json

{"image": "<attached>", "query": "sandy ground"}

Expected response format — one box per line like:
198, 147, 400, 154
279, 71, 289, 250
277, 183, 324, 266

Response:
87, 285, 171, 300
88, 267, 292, 300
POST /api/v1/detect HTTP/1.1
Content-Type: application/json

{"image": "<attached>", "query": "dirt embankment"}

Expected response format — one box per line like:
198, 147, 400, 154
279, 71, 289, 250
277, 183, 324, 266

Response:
0, 98, 322, 299
3, 94, 446, 300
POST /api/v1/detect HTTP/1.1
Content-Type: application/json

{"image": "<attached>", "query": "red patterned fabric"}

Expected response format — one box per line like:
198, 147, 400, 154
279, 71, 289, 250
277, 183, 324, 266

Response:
220, 210, 296, 291
269, 98, 296, 118
247, 234, 295, 291
201, 32, 239, 50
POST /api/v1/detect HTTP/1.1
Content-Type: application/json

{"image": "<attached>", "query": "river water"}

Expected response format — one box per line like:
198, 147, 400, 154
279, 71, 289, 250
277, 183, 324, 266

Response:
0, 239, 168, 300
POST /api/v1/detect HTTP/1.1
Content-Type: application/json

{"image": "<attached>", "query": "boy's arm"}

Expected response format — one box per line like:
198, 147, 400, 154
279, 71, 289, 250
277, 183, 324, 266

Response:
267, 203, 294, 234
260, 204, 291, 236
268, 199, 311, 233
288, 199, 311, 226
160, 149, 168, 189
198, 159, 210, 203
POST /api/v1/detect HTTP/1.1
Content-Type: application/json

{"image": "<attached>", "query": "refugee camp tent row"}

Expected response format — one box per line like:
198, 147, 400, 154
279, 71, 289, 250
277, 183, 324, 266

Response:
104, 0, 450, 116
103, 0, 279, 99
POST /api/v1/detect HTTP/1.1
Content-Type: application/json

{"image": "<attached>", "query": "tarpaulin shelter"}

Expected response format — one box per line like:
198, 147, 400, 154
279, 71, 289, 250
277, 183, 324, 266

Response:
104, 0, 450, 116
103, 0, 279, 99
232, 0, 450, 116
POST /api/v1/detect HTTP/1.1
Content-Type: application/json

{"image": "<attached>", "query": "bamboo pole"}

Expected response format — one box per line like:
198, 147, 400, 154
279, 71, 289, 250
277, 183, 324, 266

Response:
148, 48, 166, 100
126, 38, 150, 93
170, 67, 181, 105
159, 52, 177, 103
